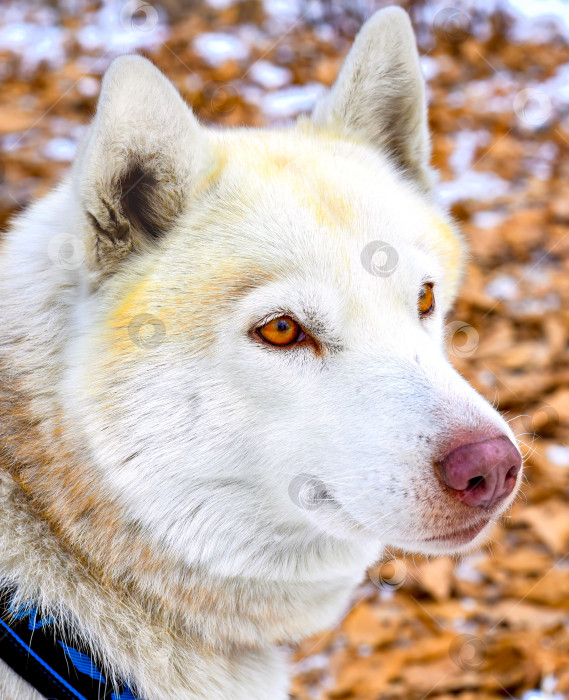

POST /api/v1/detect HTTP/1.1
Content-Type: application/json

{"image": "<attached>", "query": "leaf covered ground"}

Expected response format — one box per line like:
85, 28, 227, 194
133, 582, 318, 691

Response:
1, 1, 568, 698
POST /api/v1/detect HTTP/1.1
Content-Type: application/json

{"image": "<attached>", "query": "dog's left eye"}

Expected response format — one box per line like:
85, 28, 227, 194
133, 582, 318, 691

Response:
418, 282, 435, 318
256, 315, 305, 347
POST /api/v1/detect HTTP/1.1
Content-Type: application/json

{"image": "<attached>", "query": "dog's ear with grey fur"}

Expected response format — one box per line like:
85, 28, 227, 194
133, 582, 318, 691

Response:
75, 55, 211, 277
311, 7, 433, 191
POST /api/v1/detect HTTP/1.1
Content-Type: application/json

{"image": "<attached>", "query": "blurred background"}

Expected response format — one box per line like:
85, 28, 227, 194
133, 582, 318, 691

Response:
1, 0, 569, 698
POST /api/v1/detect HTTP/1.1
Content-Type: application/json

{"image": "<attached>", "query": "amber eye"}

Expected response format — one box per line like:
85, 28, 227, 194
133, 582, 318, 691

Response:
257, 315, 303, 346
418, 282, 435, 317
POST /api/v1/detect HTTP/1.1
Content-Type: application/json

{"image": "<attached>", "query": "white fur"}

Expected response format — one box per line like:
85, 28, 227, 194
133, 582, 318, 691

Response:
0, 7, 521, 699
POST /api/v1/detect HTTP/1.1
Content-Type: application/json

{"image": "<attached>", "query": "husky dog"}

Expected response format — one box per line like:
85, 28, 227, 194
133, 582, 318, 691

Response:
0, 7, 521, 699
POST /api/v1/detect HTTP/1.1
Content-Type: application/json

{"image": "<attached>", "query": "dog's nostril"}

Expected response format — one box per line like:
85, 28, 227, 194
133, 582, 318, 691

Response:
506, 465, 519, 480
467, 475, 484, 490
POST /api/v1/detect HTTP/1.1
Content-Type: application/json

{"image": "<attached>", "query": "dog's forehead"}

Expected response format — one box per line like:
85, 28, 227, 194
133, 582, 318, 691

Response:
103, 129, 464, 350
208, 128, 463, 284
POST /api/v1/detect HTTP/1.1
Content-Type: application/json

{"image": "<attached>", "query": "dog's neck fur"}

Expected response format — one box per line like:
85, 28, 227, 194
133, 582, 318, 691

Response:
0, 471, 290, 699
0, 185, 374, 700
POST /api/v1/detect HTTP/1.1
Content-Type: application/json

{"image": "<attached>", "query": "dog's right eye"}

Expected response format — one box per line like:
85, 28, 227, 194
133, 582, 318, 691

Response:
256, 316, 305, 347
418, 282, 435, 318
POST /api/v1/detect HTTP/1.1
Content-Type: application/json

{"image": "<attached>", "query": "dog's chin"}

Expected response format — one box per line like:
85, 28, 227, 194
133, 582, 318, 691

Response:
390, 518, 495, 557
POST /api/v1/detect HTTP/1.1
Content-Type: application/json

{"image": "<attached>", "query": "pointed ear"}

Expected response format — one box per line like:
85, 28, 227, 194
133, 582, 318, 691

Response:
75, 55, 212, 277
311, 7, 433, 191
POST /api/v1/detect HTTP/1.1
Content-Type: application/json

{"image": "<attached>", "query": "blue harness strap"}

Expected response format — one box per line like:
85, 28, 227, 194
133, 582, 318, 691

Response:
0, 586, 140, 699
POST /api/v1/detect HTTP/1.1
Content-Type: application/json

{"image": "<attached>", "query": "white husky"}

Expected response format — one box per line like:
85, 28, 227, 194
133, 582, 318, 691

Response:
0, 7, 521, 699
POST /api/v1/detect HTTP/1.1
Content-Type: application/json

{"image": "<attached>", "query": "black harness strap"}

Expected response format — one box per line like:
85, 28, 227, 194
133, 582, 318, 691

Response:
0, 587, 140, 699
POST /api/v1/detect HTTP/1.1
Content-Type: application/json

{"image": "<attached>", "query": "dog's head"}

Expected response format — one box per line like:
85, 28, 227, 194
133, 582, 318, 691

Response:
66, 7, 521, 572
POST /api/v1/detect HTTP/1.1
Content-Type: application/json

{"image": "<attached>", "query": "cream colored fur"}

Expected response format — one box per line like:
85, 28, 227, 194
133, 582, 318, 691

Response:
0, 8, 521, 699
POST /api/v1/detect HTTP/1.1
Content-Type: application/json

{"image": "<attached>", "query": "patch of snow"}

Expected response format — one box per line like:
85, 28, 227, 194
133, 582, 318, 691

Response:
77, 2, 169, 54
239, 83, 265, 108
193, 32, 249, 66
523, 262, 553, 288
439, 130, 510, 205
420, 55, 440, 81
447, 90, 467, 109
521, 671, 564, 700
514, 63, 569, 133
75, 54, 112, 76
0, 18, 67, 74
262, 82, 327, 120
448, 130, 491, 175
436, 170, 510, 206
486, 274, 519, 301
236, 23, 268, 50
471, 210, 508, 229
463, 75, 518, 115
418, 0, 569, 45
478, 369, 497, 387
379, 587, 395, 602
207, 0, 240, 9
249, 60, 293, 89
455, 556, 485, 584
263, 0, 303, 23
521, 691, 564, 700
545, 444, 569, 468
452, 617, 478, 634
43, 137, 77, 162
314, 24, 336, 44
77, 76, 100, 98
524, 141, 558, 180
293, 653, 329, 674
507, 293, 561, 316
506, 0, 569, 43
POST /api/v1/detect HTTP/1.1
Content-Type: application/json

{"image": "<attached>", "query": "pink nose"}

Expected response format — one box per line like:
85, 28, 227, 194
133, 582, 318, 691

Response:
438, 436, 521, 509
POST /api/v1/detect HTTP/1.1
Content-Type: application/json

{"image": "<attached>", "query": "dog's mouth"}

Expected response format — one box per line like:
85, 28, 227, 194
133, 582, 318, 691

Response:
422, 518, 490, 545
